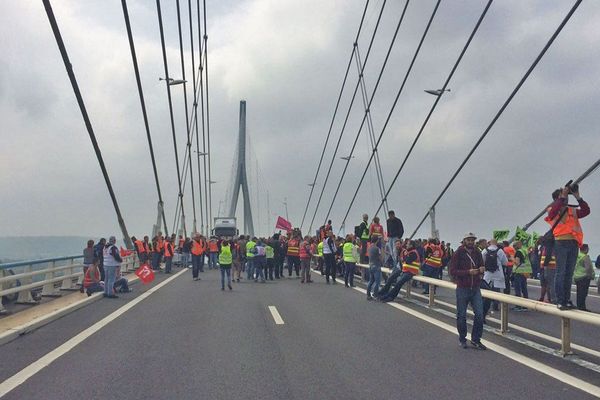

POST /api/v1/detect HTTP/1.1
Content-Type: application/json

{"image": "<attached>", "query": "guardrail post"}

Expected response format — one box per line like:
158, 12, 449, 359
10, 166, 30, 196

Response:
561, 317, 572, 356
428, 288, 435, 307
60, 259, 77, 291
0, 269, 7, 314
405, 282, 412, 298
42, 261, 61, 297
500, 302, 509, 334
16, 263, 36, 304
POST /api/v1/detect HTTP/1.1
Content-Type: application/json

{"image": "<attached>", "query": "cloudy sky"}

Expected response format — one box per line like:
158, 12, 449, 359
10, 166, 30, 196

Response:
1, 0, 599, 252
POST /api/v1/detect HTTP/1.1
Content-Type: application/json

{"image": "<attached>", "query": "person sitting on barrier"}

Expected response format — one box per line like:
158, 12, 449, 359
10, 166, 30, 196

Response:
113, 265, 132, 293
482, 239, 508, 323
377, 240, 421, 303
449, 232, 486, 350
83, 262, 103, 297
574, 244, 594, 311
81, 239, 95, 293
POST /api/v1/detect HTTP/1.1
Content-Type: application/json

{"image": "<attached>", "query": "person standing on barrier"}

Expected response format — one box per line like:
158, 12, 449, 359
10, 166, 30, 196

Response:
386, 210, 404, 266
481, 239, 508, 322
449, 232, 486, 350
323, 230, 337, 284
102, 236, 122, 299
378, 240, 421, 303
545, 185, 590, 310
574, 244, 594, 311
367, 237, 383, 300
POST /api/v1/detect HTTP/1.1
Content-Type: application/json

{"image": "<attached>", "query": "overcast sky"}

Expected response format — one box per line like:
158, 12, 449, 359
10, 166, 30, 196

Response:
1, 0, 599, 252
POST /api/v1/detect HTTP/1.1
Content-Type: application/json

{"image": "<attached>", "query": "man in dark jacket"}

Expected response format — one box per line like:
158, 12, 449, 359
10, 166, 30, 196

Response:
449, 232, 486, 350
386, 210, 404, 266
93, 238, 106, 282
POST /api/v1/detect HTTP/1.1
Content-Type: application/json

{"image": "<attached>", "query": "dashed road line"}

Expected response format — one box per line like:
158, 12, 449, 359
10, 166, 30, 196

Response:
268, 306, 285, 325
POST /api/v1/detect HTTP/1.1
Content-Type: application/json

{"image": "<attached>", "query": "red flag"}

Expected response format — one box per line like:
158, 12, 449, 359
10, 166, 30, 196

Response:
135, 264, 155, 284
275, 216, 292, 232
120, 247, 133, 257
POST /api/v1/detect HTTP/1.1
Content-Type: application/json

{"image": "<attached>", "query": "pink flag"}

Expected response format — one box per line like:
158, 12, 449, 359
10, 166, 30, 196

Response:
275, 216, 292, 232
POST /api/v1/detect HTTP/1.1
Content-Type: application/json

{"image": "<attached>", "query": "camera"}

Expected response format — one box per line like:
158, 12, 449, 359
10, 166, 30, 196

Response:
568, 183, 579, 194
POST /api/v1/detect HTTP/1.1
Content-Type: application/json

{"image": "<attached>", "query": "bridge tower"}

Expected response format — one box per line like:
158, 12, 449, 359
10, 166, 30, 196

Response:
228, 100, 255, 236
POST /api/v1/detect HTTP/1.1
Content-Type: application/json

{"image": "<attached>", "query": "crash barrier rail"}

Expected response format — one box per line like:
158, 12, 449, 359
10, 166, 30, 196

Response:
0, 254, 138, 314
355, 263, 600, 356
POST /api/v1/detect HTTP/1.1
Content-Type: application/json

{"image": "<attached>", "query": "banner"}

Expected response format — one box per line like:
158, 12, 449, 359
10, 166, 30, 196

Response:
135, 264, 155, 284
514, 226, 531, 246
529, 232, 540, 248
120, 247, 133, 257
493, 230, 510, 241
275, 216, 292, 232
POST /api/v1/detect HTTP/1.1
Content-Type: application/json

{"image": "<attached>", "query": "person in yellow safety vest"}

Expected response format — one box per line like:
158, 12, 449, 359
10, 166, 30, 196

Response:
358, 213, 370, 263
317, 241, 324, 273
343, 234, 359, 288
539, 243, 556, 303
573, 244, 594, 311
377, 240, 421, 302
422, 238, 444, 295
246, 237, 257, 280
512, 241, 532, 311
163, 237, 174, 274
265, 241, 275, 281
218, 240, 233, 291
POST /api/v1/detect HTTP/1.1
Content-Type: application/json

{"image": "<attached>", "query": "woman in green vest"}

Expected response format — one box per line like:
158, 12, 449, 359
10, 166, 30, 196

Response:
219, 240, 233, 291
343, 235, 359, 288
573, 244, 594, 311
512, 241, 532, 310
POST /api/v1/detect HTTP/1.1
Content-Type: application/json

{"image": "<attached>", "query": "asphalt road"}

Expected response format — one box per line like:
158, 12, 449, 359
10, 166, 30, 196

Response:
0, 267, 598, 399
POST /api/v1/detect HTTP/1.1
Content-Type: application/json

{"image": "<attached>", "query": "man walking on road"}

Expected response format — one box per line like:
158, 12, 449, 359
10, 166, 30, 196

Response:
449, 233, 486, 350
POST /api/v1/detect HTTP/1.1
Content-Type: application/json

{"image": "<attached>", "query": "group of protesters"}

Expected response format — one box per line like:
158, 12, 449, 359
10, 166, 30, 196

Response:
81, 236, 132, 298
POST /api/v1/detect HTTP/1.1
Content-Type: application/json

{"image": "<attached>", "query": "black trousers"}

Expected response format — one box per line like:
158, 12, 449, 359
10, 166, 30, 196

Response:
575, 278, 591, 310
287, 256, 300, 276
503, 266, 512, 294
324, 253, 336, 282
274, 256, 284, 278
266, 258, 274, 280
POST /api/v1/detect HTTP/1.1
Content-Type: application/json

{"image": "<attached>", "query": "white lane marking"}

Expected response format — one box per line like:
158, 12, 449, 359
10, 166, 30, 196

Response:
0, 268, 188, 398
349, 285, 600, 398
268, 306, 285, 325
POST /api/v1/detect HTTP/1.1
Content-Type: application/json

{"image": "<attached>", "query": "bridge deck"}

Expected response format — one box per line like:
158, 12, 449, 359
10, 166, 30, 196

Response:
0, 268, 599, 399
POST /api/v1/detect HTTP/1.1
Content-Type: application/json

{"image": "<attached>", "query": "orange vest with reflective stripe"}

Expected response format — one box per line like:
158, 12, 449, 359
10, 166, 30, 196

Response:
135, 240, 146, 253
164, 242, 173, 258
287, 239, 300, 257
504, 246, 515, 267
546, 207, 583, 247
209, 240, 218, 253
402, 249, 421, 275
191, 240, 204, 256
299, 241, 311, 259
424, 245, 443, 268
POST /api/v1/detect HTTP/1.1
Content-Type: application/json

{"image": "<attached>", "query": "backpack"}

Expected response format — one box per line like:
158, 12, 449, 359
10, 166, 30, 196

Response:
484, 248, 499, 272
354, 225, 362, 237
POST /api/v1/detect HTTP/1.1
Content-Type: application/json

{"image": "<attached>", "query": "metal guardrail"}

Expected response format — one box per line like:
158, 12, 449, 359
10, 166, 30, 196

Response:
355, 263, 600, 355
0, 255, 138, 314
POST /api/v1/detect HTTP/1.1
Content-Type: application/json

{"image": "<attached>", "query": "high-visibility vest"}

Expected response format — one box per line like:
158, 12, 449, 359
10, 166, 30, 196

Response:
246, 241, 256, 258
299, 241, 311, 259
360, 222, 369, 240
402, 249, 421, 275
83, 266, 99, 288
540, 250, 556, 269
266, 245, 274, 259
287, 239, 299, 257
164, 242, 173, 258
504, 246, 515, 267
318, 242, 323, 257
370, 223, 383, 237
546, 206, 584, 247
514, 248, 532, 275
135, 240, 146, 254
191, 240, 203, 256
219, 244, 232, 265
157, 238, 164, 252
343, 242, 357, 263
424, 245, 443, 268
209, 240, 219, 253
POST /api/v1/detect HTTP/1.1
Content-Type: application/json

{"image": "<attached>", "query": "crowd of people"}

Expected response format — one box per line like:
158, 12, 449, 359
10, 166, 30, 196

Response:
82, 183, 595, 350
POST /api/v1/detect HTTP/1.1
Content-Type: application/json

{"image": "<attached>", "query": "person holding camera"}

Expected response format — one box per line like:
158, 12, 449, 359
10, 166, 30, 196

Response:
544, 183, 590, 310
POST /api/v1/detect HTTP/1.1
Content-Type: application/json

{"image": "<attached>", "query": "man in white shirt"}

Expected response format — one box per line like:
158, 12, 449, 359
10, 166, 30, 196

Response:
481, 239, 508, 322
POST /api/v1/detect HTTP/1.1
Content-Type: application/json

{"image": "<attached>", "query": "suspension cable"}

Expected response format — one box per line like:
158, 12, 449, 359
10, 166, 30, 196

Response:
409, 0, 583, 239
120, 0, 169, 237
197, 0, 209, 236
202, 0, 213, 234
307, 0, 390, 234
321, 0, 424, 227
156, 0, 186, 238
299, 0, 371, 230
43, 0, 132, 248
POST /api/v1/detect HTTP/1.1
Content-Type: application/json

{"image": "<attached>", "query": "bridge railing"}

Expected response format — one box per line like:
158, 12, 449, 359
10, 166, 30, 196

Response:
355, 263, 600, 356
0, 254, 138, 314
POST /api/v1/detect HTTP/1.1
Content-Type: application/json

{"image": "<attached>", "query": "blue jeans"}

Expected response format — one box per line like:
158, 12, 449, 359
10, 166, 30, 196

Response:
421, 264, 439, 294
513, 274, 528, 298
113, 277, 129, 293
554, 240, 578, 306
254, 257, 265, 281
387, 237, 399, 264
209, 252, 218, 269
181, 252, 190, 267
104, 265, 117, 296
367, 265, 381, 297
246, 258, 255, 280
164, 256, 172, 273
151, 252, 161, 271
344, 262, 355, 286
220, 266, 231, 288
456, 287, 484, 343
192, 254, 202, 278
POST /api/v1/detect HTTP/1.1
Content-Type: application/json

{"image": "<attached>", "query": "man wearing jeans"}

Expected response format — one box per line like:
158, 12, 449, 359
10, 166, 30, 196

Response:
449, 233, 486, 350
544, 185, 590, 310
367, 237, 382, 300
102, 236, 122, 299
386, 210, 404, 266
